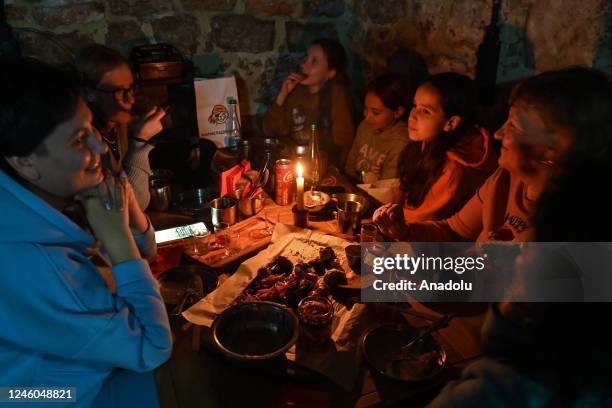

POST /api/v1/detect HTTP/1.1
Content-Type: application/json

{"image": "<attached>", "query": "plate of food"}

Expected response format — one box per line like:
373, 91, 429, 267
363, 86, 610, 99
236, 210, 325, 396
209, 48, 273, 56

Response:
234, 244, 350, 306
182, 229, 360, 327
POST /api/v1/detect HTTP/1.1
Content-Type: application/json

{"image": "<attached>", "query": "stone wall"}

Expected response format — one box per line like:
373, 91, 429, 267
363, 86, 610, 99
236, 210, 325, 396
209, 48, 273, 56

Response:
5, 0, 612, 124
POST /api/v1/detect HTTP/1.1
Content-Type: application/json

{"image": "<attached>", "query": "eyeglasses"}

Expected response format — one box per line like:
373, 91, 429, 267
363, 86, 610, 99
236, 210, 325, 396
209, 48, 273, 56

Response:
94, 84, 137, 102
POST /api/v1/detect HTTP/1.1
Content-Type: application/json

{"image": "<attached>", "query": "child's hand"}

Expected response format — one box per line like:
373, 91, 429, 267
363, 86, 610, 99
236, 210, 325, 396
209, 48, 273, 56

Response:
135, 105, 166, 142
276, 73, 305, 106
373, 203, 410, 241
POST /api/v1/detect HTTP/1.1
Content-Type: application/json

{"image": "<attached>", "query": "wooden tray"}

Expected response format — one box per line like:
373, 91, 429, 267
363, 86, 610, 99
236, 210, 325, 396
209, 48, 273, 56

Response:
183, 216, 273, 269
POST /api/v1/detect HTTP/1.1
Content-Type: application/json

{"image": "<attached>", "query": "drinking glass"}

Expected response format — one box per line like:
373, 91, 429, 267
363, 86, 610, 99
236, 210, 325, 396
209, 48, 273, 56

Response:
225, 231, 241, 256
250, 208, 275, 239
186, 229, 210, 257
360, 223, 378, 243
210, 222, 230, 251
298, 296, 334, 342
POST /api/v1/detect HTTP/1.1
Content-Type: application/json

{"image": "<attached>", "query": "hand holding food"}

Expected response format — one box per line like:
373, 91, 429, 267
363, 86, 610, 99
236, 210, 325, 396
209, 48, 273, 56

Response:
276, 73, 306, 106
135, 105, 166, 142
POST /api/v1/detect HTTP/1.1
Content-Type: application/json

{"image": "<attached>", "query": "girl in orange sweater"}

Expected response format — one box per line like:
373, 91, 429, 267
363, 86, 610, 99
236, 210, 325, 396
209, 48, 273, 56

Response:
398, 73, 498, 222
375, 67, 609, 243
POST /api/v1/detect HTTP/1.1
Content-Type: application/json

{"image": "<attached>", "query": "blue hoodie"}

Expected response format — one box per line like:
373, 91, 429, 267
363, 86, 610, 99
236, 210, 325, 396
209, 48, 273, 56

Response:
0, 169, 172, 407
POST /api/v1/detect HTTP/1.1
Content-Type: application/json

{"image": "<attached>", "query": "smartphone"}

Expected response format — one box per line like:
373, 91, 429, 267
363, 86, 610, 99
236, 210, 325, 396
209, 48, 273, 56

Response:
154, 222, 208, 244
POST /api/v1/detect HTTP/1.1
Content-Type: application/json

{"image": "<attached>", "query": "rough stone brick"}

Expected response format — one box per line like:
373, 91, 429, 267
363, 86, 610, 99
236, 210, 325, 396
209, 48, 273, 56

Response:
5, 4, 28, 21
13, 27, 93, 64
182, 0, 238, 12
108, 0, 173, 17
527, 0, 607, 71
246, 0, 299, 17
105, 20, 148, 55
211, 15, 275, 53
302, 0, 345, 18
151, 14, 202, 55
32, 1, 104, 29
285, 21, 337, 52
356, 0, 405, 24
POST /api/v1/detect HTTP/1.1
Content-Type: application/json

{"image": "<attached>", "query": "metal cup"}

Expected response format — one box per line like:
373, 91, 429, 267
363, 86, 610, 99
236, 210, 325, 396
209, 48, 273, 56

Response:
336, 200, 363, 235
239, 193, 265, 218
210, 197, 238, 226
149, 178, 171, 211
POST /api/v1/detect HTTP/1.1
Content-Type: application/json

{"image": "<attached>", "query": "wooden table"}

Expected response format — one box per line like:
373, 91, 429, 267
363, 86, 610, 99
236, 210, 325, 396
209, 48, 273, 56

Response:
154, 302, 485, 408
149, 166, 487, 407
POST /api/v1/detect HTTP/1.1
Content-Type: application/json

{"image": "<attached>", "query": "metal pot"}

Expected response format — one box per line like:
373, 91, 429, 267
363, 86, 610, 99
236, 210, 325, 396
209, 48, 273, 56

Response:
149, 169, 174, 211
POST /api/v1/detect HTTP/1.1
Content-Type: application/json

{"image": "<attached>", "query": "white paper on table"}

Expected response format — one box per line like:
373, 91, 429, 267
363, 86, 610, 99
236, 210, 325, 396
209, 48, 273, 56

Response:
182, 224, 355, 326
357, 177, 403, 204
182, 223, 367, 391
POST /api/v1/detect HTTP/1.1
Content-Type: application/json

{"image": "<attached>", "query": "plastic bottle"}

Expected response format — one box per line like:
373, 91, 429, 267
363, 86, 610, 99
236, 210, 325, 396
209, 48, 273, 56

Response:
225, 97, 241, 149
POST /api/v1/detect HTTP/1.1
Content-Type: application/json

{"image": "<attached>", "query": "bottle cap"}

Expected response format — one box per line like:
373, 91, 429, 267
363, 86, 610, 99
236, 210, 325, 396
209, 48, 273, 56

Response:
310, 123, 317, 131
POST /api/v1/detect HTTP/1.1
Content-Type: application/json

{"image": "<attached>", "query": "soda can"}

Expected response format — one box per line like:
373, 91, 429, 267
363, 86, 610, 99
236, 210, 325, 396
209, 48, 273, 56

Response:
275, 159, 294, 205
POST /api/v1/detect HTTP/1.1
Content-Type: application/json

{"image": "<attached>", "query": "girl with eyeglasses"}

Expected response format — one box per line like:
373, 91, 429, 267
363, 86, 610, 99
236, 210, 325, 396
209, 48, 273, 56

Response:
76, 44, 166, 210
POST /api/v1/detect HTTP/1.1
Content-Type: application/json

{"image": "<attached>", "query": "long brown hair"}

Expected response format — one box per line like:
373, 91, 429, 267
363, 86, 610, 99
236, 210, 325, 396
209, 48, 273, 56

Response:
399, 73, 477, 207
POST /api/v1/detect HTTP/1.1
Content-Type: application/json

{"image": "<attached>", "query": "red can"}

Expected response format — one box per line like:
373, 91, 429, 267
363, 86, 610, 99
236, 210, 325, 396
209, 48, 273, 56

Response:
275, 159, 294, 205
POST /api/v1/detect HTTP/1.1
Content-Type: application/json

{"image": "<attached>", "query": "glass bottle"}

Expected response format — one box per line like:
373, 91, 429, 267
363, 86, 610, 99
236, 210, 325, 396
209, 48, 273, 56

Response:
309, 122, 320, 189
225, 97, 241, 149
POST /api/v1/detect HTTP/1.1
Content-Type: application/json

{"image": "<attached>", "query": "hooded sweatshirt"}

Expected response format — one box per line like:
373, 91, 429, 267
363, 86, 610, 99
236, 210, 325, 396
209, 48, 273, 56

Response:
344, 120, 409, 181
262, 78, 355, 167
0, 169, 172, 408
403, 126, 498, 222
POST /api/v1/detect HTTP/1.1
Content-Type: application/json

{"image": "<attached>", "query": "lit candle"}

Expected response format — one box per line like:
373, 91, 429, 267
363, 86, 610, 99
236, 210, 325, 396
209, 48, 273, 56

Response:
296, 161, 304, 211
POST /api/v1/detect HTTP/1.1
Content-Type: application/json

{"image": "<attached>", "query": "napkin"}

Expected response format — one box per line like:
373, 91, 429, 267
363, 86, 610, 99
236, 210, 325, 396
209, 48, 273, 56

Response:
357, 177, 402, 204
219, 160, 251, 197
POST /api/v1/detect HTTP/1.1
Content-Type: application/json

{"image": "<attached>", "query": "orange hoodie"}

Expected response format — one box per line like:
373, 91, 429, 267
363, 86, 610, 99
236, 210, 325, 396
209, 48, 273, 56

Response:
403, 126, 498, 222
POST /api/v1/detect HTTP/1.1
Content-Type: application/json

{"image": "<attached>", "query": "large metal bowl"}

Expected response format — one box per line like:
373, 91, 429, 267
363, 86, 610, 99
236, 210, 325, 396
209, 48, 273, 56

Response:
212, 301, 299, 362
173, 187, 216, 215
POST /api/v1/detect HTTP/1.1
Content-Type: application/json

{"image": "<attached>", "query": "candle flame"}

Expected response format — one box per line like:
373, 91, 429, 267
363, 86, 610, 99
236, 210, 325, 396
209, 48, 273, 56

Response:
297, 162, 303, 178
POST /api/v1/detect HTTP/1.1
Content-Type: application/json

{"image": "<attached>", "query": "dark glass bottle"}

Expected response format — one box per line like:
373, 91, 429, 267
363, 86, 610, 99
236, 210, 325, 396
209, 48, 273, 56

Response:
309, 123, 321, 189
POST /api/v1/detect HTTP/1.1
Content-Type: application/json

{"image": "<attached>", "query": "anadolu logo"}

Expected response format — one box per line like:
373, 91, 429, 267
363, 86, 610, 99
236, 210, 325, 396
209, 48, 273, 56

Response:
208, 104, 228, 125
